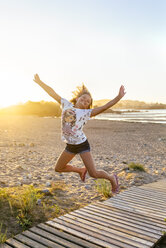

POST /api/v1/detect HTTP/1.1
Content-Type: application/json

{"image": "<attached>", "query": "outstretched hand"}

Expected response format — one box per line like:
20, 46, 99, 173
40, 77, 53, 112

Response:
118, 85, 126, 99
33, 74, 41, 84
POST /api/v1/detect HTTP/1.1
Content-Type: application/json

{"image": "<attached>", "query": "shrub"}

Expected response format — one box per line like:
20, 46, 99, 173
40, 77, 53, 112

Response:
0, 189, 9, 206
128, 162, 146, 172
14, 185, 43, 214
12, 185, 43, 230
95, 179, 112, 198
0, 223, 7, 244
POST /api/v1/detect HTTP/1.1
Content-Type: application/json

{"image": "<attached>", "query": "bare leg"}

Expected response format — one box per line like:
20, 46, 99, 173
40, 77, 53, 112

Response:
55, 150, 87, 182
80, 151, 118, 192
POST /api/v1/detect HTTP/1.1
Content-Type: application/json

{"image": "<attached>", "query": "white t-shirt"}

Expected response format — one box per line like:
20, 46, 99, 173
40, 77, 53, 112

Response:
61, 98, 92, 145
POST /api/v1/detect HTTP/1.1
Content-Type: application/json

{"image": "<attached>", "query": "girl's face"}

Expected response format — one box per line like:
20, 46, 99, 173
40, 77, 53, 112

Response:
75, 94, 92, 109
65, 115, 75, 123
64, 110, 76, 123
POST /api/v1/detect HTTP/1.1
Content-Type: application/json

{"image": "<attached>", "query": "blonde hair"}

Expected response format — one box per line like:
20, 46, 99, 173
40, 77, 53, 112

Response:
70, 83, 93, 108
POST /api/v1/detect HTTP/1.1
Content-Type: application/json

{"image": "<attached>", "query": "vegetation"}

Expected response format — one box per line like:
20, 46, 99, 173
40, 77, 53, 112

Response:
128, 162, 146, 172
0, 182, 98, 244
0, 101, 61, 117
163, 218, 166, 234
0, 223, 7, 243
95, 179, 112, 198
94, 99, 166, 110
0, 99, 165, 117
15, 186, 43, 229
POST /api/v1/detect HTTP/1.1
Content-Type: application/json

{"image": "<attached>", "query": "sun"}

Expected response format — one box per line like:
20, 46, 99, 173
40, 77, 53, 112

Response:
0, 97, 19, 108
0, 85, 23, 108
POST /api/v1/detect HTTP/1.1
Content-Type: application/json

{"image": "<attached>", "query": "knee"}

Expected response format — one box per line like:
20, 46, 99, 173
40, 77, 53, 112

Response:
89, 170, 98, 178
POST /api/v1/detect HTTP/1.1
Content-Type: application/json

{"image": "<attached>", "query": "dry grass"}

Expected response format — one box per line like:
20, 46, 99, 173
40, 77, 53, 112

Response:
128, 162, 146, 172
0, 181, 104, 243
95, 179, 112, 198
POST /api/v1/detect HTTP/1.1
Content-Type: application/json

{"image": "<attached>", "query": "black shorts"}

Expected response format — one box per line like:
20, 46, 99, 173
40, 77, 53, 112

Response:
65, 139, 90, 154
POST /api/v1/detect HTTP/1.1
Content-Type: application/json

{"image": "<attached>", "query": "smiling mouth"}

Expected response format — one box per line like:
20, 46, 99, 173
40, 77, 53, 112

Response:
80, 103, 86, 108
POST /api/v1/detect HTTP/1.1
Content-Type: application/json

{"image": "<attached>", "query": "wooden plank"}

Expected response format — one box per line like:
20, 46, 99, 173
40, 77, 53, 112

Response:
22, 230, 64, 248
142, 188, 166, 193
48, 219, 127, 248
0, 244, 14, 248
116, 195, 166, 212
95, 202, 166, 225
74, 207, 162, 238
70, 209, 156, 244
38, 223, 101, 248
57, 215, 151, 248
134, 188, 166, 201
121, 187, 166, 201
125, 187, 166, 200
138, 186, 166, 194
141, 187, 166, 193
4, 179, 166, 248
104, 200, 166, 220
103, 200, 165, 220
121, 190, 166, 204
104, 198, 166, 219
5, 238, 30, 248
63, 212, 156, 247
14, 234, 46, 248
115, 194, 166, 211
91, 203, 166, 229
109, 197, 166, 216
77, 206, 162, 235
30, 226, 83, 248
104, 198, 165, 219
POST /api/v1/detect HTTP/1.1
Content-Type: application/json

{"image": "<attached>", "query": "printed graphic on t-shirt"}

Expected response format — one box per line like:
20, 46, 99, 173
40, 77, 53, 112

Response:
61, 98, 92, 145
62, 109, 76, 137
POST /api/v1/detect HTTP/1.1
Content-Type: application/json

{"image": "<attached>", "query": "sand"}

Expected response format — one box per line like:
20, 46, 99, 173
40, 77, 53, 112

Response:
0, 115, 166, 202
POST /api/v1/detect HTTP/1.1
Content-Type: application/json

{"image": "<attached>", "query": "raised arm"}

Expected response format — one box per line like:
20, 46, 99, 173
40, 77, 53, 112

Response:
33, 74, 61, 104
91, 85, 126, 117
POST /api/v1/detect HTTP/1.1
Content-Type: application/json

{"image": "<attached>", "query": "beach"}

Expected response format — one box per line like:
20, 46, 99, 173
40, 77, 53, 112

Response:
0, 115, 166, 196
0, 114, 166, 241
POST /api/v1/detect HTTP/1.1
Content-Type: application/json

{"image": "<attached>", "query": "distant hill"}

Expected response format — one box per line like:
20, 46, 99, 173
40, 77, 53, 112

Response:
93, 99, 166, 110
0, 101, 61, 117
0, 99, 165, 117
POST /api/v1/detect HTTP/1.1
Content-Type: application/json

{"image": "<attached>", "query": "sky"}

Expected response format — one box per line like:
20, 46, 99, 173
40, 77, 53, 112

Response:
0, 0, 166, 108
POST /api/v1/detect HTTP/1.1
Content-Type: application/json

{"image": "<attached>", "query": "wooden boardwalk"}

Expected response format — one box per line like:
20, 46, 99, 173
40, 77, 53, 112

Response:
2, 179, 166, 248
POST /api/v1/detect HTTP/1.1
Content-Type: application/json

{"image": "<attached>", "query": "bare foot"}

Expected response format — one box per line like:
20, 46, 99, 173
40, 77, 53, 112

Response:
79, 168, 87, 182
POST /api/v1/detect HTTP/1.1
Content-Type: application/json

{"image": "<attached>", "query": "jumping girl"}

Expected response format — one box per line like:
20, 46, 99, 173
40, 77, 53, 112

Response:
33, 74, 126, 193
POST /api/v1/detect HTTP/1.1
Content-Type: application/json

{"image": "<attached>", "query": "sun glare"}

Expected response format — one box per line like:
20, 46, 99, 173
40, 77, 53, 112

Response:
0, 98, 20, 108
0, 83, 25, 109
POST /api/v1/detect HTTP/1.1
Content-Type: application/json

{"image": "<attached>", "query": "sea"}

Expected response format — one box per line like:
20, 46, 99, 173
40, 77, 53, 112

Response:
95, 109, 166, 124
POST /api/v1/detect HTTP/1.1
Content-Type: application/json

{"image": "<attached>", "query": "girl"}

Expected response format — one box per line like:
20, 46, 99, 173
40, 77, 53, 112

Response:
33, 74, 126, 193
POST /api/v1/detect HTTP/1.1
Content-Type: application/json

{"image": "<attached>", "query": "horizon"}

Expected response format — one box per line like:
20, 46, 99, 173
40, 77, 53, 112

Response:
0, 0, 166, 108
0, 98, 165, 110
